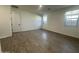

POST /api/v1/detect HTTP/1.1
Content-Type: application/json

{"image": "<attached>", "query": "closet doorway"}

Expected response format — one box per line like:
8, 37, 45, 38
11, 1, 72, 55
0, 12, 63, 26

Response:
11, 8, 21, 32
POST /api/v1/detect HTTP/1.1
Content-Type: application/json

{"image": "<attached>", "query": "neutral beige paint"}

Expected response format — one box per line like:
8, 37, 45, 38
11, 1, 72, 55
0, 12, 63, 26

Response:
0, 6, 12, 39
11, 8, 42, 32
21, 10, 41, 31
0, 41, 1, 52
43, 6, 79, 38
11, 8, 21, 32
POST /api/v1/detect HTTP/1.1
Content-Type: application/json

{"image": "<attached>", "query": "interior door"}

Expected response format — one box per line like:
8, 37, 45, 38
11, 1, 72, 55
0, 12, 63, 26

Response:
11, 9, 21, 32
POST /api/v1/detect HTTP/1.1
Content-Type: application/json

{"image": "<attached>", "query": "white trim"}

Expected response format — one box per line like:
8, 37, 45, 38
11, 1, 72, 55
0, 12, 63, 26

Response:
0, 42, 2, 53
43, 28, 79, 39
0, 34, 12, 39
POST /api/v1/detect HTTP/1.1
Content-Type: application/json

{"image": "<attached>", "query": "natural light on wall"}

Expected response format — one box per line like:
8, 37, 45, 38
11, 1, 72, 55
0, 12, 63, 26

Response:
39, 5, 42, 8
65, 9, 79, 26
43, 14, 47, 24
38, 5, 43, 10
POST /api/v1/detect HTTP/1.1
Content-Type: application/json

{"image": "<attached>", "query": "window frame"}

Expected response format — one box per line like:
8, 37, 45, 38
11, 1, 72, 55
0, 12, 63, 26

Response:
64, 10, 79, 27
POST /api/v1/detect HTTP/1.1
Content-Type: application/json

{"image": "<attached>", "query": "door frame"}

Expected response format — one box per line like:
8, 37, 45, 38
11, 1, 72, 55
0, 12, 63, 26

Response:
11, 7, 22, 33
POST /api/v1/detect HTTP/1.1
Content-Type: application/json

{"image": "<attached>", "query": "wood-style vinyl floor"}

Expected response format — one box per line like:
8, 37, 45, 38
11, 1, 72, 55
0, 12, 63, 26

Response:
0, 29, 79, 53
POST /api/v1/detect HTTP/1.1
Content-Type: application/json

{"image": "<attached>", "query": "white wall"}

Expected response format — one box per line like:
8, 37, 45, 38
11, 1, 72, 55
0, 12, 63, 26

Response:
43, 6, 79, 38
11, 8, 21, 32
0, 6, 12, 39
20, 10, 42, 31
11, 8, 42, 32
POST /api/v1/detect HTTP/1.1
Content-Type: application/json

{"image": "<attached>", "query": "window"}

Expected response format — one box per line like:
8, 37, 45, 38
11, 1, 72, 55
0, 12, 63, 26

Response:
65, 10, 79, 26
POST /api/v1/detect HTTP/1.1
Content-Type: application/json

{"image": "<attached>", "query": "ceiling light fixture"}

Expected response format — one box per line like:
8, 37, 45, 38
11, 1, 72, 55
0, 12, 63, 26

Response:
39, 5, 42, 8
38, 5, 42, 10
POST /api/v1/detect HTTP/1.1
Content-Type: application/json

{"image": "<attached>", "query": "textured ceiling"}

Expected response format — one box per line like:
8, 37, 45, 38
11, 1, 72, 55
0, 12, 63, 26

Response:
16, 5, 71, 16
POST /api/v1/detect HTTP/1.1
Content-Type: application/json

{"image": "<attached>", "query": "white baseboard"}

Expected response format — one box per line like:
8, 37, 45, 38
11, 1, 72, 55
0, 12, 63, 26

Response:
43, 28, 79, 39
21, 28, 40, 32
0, 34, 12, 39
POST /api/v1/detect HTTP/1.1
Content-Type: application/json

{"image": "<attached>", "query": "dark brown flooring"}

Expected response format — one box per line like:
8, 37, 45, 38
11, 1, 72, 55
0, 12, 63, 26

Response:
0, 29, 79, 53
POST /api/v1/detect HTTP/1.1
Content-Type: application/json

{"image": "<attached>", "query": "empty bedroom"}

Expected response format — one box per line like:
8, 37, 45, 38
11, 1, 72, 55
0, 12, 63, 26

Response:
0, 5, 79, 53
